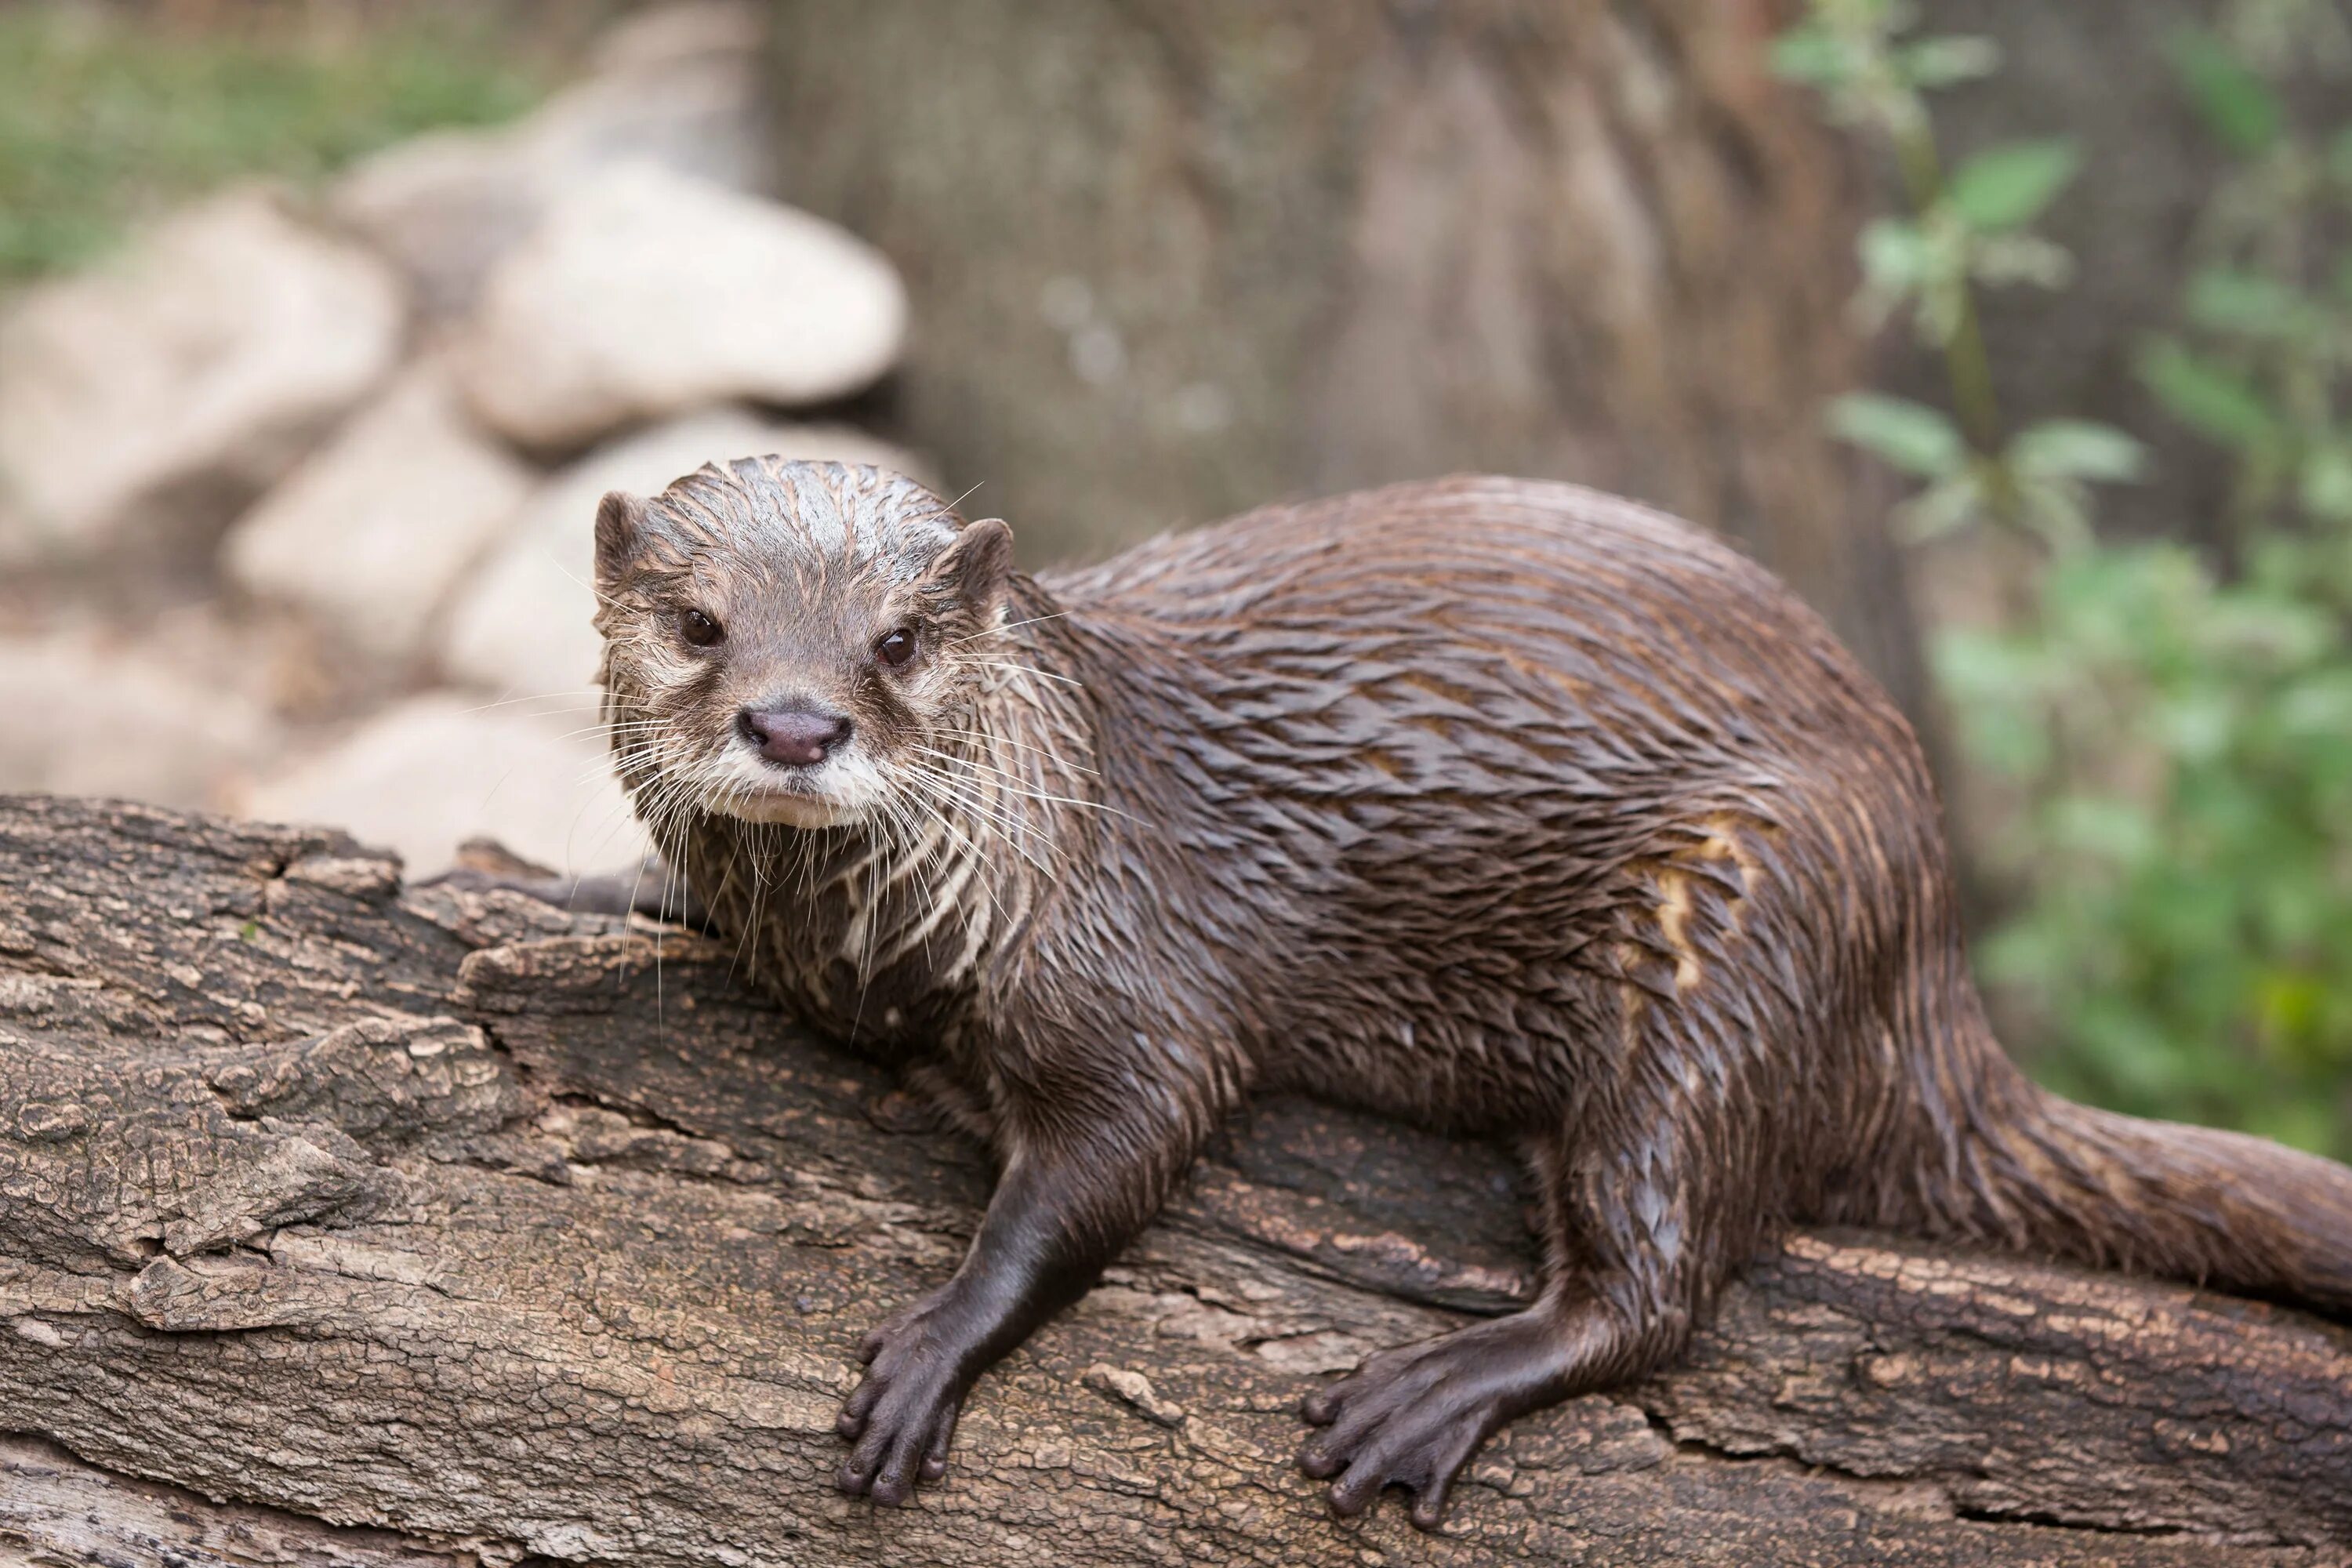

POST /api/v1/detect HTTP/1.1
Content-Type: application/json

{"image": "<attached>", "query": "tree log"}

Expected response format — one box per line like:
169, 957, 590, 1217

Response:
2, 793, 2348, 1566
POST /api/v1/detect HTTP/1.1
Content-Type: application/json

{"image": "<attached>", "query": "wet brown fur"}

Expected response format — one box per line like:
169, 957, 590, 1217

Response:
592, 461, 2352, 1529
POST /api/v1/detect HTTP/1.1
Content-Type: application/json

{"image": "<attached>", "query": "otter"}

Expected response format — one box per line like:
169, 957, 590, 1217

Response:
521, 459, 2352, 1528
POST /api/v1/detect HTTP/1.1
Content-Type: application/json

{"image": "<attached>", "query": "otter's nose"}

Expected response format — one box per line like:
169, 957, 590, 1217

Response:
738, 706, 854, 767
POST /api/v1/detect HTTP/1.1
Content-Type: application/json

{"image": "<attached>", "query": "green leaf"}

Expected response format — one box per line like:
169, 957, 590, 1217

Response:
1900, 35, 2002, 90
1855, 217, 1938, 328
2048, 795, 2159, 864
2138, 339, 2280, 451
1946, 140, 2081, 232
2301, 445, 2352, 522
1770, 29, 1848, 88
2010, 420, 2148, 483
1900, 471, 1994, 543
1970, 231, 2075, 292
2013, 474, 2100, 555
2332, 124, 2352, 187
2185, 268, 2310, 337
1857, 217, 1931, 291
2165, 30, 2283, 155
2278, 670, 2352, 735
1828, 393, 1969, 478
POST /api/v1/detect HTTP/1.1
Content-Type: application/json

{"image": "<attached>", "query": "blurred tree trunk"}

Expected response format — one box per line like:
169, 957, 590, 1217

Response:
769, 0, 1940, 735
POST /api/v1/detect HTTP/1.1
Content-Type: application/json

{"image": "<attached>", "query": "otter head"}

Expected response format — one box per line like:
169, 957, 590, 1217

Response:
593, 458, 1014, 831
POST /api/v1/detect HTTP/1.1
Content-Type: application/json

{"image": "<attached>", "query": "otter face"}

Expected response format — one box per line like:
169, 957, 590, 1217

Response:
592, 459, 1014, 832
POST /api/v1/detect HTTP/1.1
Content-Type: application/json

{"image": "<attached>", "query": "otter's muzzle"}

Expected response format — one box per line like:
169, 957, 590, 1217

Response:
739, 705, 854, 768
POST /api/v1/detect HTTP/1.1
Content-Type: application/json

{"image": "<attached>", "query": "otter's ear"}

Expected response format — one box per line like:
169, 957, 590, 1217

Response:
926, 517, 1014, 615
594, 492, 648, 584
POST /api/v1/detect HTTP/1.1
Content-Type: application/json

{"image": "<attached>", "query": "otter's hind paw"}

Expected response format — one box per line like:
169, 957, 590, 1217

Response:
1299, 1312, 1580, 1530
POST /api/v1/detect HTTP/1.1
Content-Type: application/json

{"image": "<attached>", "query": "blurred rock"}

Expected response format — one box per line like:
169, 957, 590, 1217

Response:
441, 408, 925, 700
331, 5, 771, 320
589, 0, 768, 74
0, 633, 278, 811
0, 188, 405, 568
240, 693, 648, 878
452, 165, 906, 448
222, 361, 538, 663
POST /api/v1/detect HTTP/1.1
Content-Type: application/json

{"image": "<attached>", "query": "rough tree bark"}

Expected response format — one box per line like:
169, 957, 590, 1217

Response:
768, 0, 1937, 731
2, 793, 2349, 1566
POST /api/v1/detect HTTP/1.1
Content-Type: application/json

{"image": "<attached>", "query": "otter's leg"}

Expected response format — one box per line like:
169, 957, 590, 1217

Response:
836, 1103, 1208, 1504
1301, 1088, 1752, 1529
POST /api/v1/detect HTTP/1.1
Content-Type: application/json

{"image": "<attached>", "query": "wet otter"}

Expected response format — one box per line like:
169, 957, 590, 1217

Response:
570, 459, 2352, 1528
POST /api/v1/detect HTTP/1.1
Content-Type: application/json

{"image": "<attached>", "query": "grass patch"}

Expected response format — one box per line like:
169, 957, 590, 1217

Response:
0, 5, 546, 285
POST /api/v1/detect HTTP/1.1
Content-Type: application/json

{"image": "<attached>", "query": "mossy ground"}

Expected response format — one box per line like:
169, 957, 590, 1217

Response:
0, 2, 548, 287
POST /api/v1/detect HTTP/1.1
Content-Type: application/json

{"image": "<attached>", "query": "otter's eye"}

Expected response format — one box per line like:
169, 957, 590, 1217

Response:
875, 627, 917, 669
678, 608, 724, 648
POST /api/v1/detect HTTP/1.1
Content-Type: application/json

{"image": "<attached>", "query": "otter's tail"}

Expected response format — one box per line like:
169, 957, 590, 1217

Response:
1904, 1039, 2352, 1317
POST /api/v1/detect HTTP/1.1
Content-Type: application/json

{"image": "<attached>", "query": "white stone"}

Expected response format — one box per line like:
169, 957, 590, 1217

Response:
589, 1, 768, 75
238, 693, 648, 879
452, 165, 907, 448
330, 18, 771, 321
440, 408, 927, 702
0, 188, 404, 564
0, 633, 279, 811
222, 361, 539, 662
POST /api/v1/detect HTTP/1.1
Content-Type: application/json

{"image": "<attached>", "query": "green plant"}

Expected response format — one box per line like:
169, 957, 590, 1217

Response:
1940, 536, 2352, 1152
2139, 16, 2352, 536
1775, 0, 2146, 551
1784, 0, 2352, 1156
0, 5, 542, 285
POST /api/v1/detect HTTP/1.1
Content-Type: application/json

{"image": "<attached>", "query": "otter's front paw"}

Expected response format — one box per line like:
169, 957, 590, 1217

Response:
835, 1296, 967, 1504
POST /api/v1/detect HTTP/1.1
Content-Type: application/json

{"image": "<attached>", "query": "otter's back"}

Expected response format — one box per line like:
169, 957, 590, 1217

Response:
1031, 477, 1947, 1132
1045, 475, 1915, 786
